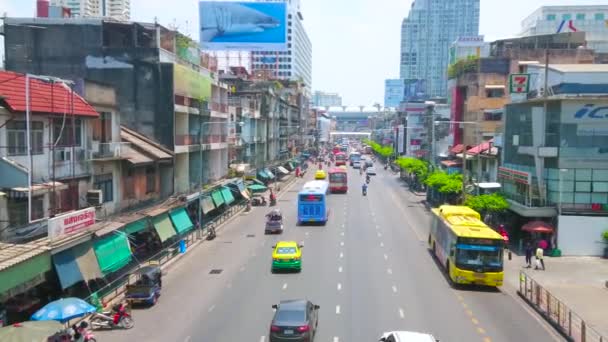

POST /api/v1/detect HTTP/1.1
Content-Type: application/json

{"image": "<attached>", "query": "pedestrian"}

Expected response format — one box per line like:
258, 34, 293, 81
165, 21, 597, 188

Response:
535, 245, 545, 270
524, 241, 533, 268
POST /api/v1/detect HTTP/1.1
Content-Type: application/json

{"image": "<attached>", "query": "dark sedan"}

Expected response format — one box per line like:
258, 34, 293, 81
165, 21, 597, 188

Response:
270, 299, 319, 342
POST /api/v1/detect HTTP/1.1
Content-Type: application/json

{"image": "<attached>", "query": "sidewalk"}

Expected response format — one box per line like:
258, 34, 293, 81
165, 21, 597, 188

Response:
503, 253, 608, 338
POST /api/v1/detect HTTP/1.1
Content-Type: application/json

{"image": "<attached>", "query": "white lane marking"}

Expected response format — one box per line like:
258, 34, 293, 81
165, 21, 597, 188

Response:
208, 305, 215, 312
372, 212, 375, 216
339, 252, 344, 258
227, 282, 232, 289
259, 336, 266, 342
380, 242, 384, 247
336, 305, 341, 314
340, 232, 345, 236
377, 232, 382, 237
392, 285, 398, 293
337, 283, 342, 291
338, 266, 343, 273
340, 241, 344, 246
333, 337, 339, 342
399, 308, 405, 319
387, 268, 393, 275
240, 266, 245, 272
383, 254, 388, 260
252, 252, 256, 257
261, 241, 266, 246
342, 224, 345, 229
282, 283, 288, 290
305, 232, 310, 236
184, 336, 191, 342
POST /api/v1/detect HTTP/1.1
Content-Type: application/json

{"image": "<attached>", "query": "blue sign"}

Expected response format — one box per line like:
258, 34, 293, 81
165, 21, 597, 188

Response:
573, 104, 608, 119
200, 1, 287, 51
261, 56, 277, 64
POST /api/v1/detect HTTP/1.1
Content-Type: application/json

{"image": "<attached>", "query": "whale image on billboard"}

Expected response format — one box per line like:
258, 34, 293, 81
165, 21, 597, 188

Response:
199, 1, 287, 51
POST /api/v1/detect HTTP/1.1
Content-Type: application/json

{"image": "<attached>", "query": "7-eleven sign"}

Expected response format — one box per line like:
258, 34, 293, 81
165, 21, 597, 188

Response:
509, 73, 530, 94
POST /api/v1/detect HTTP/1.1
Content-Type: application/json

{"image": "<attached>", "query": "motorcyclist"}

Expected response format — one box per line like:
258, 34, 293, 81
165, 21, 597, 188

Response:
362, 182, 368, 195
269, 190, 277, 206
366, 174, 371, 183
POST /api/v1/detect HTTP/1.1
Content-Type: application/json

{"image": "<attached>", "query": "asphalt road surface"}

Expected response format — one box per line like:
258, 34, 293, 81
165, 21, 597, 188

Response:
97, 166, 564, 342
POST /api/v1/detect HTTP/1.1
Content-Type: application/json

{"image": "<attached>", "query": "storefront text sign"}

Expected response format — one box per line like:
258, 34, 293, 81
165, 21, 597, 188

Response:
48, 207, 96, 240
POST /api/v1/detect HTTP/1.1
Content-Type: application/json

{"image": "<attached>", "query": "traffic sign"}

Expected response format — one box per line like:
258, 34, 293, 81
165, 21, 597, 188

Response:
509, 74, 530, 94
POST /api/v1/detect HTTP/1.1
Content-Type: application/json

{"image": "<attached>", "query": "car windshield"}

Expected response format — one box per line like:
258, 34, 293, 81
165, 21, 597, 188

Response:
276, 247, 297, 254
275, 309, 305, 322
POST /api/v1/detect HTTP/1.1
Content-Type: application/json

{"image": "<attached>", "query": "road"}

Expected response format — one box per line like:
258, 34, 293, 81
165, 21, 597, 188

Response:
97, 166, 564, 342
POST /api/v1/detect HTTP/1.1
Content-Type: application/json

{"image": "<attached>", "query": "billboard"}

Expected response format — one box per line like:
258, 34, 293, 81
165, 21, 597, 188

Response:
174, 64, 212, 100
403, 79, 427, 101
199, 1, 287, 51
48, 207, 96, 241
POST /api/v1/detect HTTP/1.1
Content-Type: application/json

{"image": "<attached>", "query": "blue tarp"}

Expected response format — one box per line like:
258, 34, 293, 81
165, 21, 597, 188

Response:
53, 249, 85, 289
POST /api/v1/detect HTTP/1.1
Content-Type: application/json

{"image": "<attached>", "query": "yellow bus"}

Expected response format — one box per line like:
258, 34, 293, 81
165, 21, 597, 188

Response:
429, 205, 504, 287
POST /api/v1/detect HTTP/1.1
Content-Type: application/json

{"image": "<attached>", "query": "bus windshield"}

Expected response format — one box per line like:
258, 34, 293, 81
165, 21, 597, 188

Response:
329, 173, 346, 182
455, 244, 503, 271
299, 194, 323, 202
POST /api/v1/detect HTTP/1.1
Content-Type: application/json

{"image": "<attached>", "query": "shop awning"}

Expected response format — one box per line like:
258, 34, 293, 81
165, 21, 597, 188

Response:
0, 242, 52, 295
257, 170, 270, 179
221, 187, 235, 205
93, 232, 133, 275
211, 190, 225, 206
522, 221, 554, 234
248, 184, 267, 193
264, 168, 275, 179
201, 195, 216, 214
71, 240, 102, 283
52, 249, 84, 289
283, 162, 294, 171
123, 219, 149, 235
152, 214, 177, 243
277, 166, 289, 175
240, 189, 251, 200
467, 139, 494, 155
450, 144, 464, 154
169, 208, 194, 234
248, 178, 265, 186
441, 160, 463, 168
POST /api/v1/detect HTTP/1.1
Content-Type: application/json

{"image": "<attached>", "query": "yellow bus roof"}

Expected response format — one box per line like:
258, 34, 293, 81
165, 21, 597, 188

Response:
432, 205, 503, 240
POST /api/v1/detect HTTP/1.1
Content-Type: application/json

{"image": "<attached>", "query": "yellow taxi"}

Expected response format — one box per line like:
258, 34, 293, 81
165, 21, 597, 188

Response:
314, 170, 327, 180
271, 241, 303, 272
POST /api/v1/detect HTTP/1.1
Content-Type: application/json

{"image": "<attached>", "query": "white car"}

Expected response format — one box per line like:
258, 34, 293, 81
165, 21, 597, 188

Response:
379, 331, 438, 342
366, 167, 377, 175
353, 161, 362, 169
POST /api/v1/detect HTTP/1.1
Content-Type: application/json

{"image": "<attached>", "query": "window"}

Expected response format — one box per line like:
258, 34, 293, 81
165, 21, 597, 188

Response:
546, 14, 556, 21
92, 112, 112, 142
8, 196, 44, 226
53, 118, 82, 147
7, 121, 43, 156
485, 89, 505, 98
146, 166, 156, 193
95, 173, 113, 203
576, 13, 585, 20
595, 13, 605, 20
562, 14, 571, 20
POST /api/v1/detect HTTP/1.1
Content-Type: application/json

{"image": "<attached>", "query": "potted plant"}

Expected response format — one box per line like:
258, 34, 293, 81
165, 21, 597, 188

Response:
603, 230, 608, 259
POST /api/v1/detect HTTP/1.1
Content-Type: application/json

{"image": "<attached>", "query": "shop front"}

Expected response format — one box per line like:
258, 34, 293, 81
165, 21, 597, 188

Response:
92, 231, 134, 276
151, 214, 178, 244
169, 208, 194, 235
51, 238, 103, 294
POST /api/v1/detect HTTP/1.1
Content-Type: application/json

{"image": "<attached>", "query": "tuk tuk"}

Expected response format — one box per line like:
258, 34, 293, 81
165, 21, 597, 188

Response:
265, 209, 284, 234
125, 265, 162, 306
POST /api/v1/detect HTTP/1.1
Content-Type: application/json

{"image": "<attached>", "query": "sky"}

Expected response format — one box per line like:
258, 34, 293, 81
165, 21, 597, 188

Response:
1, 0, 606, 106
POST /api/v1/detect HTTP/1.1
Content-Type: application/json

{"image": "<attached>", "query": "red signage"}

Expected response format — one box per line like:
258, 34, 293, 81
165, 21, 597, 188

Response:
48, 207, 96, 240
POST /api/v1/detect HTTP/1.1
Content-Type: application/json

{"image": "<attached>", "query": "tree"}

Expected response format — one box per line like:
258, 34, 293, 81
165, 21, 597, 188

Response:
464, 193, 509, 215
395, 157, 429, 181
424, 171, 462, 194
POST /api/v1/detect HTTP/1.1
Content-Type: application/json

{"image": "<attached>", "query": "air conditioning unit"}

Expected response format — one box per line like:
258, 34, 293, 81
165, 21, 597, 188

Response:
87, 190, 103, 206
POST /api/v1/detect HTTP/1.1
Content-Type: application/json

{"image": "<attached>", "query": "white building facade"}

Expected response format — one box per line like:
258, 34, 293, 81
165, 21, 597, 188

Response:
400, 0, 480, 97
312, 91, 342, 107
250, 0, 312, 88
51, 0, 130, 20
520, 5, 608, 53
448, 35, 489, 66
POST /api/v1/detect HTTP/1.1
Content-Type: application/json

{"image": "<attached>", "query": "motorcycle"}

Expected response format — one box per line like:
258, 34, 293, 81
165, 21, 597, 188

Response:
362, 187, 367, 196
70, 322, 97, 342
269, 195, 277, 207
90, 303, 134, 330
366, 176, 370, 184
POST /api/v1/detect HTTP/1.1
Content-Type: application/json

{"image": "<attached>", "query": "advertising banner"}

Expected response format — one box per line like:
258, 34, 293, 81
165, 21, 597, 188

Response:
48, 207, 96, 241
199, 1, 287, 51
173, 64, 212, 100
403, 79, 427, 101
397, 125, 405, 154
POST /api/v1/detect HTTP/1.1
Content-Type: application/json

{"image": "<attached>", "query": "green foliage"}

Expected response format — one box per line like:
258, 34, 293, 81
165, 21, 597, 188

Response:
448, 56, 479, 79
464, 193, 509, 214
363, 139, 393, 158
603, 230, 608, 243
424, 171, 463, 194
395, 157, 429, 181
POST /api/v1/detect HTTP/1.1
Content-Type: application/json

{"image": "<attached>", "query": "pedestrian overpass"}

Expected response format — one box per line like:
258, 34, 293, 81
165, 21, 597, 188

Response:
330, 132, 371, 142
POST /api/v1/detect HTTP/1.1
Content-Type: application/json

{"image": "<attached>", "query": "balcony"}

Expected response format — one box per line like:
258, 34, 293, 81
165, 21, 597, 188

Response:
175, 134, 228, 153
90, 142, 132, 161
211, 102, 228, 118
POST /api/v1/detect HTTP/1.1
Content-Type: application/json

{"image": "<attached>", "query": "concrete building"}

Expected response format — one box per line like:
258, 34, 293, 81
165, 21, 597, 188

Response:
312, 91, 342, 108
500, 64, 608, 256
400, 0, 480, 97
50, 0, 131, 20
520, 5, 608, 53
448, 35, 489, 66
250, 0, 312, 88
3, 18, 230, 197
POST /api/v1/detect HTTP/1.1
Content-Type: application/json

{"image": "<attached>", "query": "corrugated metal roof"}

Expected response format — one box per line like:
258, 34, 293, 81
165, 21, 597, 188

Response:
548, 64, 608, 73
0, 71, 99, 117
120, 126, 173, 160
0, 240, 51, 272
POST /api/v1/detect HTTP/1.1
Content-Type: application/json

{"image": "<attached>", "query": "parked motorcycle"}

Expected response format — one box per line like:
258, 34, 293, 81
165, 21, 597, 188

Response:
90, 303, 134, 330
70, 322, 97, 342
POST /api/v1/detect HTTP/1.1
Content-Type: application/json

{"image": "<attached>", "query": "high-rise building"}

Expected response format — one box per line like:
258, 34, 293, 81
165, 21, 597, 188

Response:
250, 0, 312, 88
312, 91, 342, 107
50, 0, 130, 20
520, 6, 608, 53
400, 0, 480, 97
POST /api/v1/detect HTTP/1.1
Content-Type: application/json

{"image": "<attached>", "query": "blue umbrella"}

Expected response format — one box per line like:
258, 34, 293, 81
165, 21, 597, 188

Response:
31, 297, 96, 323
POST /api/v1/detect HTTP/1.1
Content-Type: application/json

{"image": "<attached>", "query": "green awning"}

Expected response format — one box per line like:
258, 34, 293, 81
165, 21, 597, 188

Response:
169, 208, 194, 234
264, 168, 275, 178
257, 170, 270, 179
211, 190, 225, 206
123, 220, 149, 235
247, 184, 267, 193
0, 253, 51, 295
93, 232, 133, 275
152, 214, 177, 242
221, 187, 235, 205
201, 195, 216, 214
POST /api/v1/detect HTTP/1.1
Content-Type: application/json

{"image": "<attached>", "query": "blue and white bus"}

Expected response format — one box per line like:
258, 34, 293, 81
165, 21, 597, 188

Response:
297, 181, 329, 225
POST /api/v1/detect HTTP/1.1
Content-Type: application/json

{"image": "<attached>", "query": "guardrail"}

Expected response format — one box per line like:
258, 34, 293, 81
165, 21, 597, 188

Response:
519, 271, 607, 342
